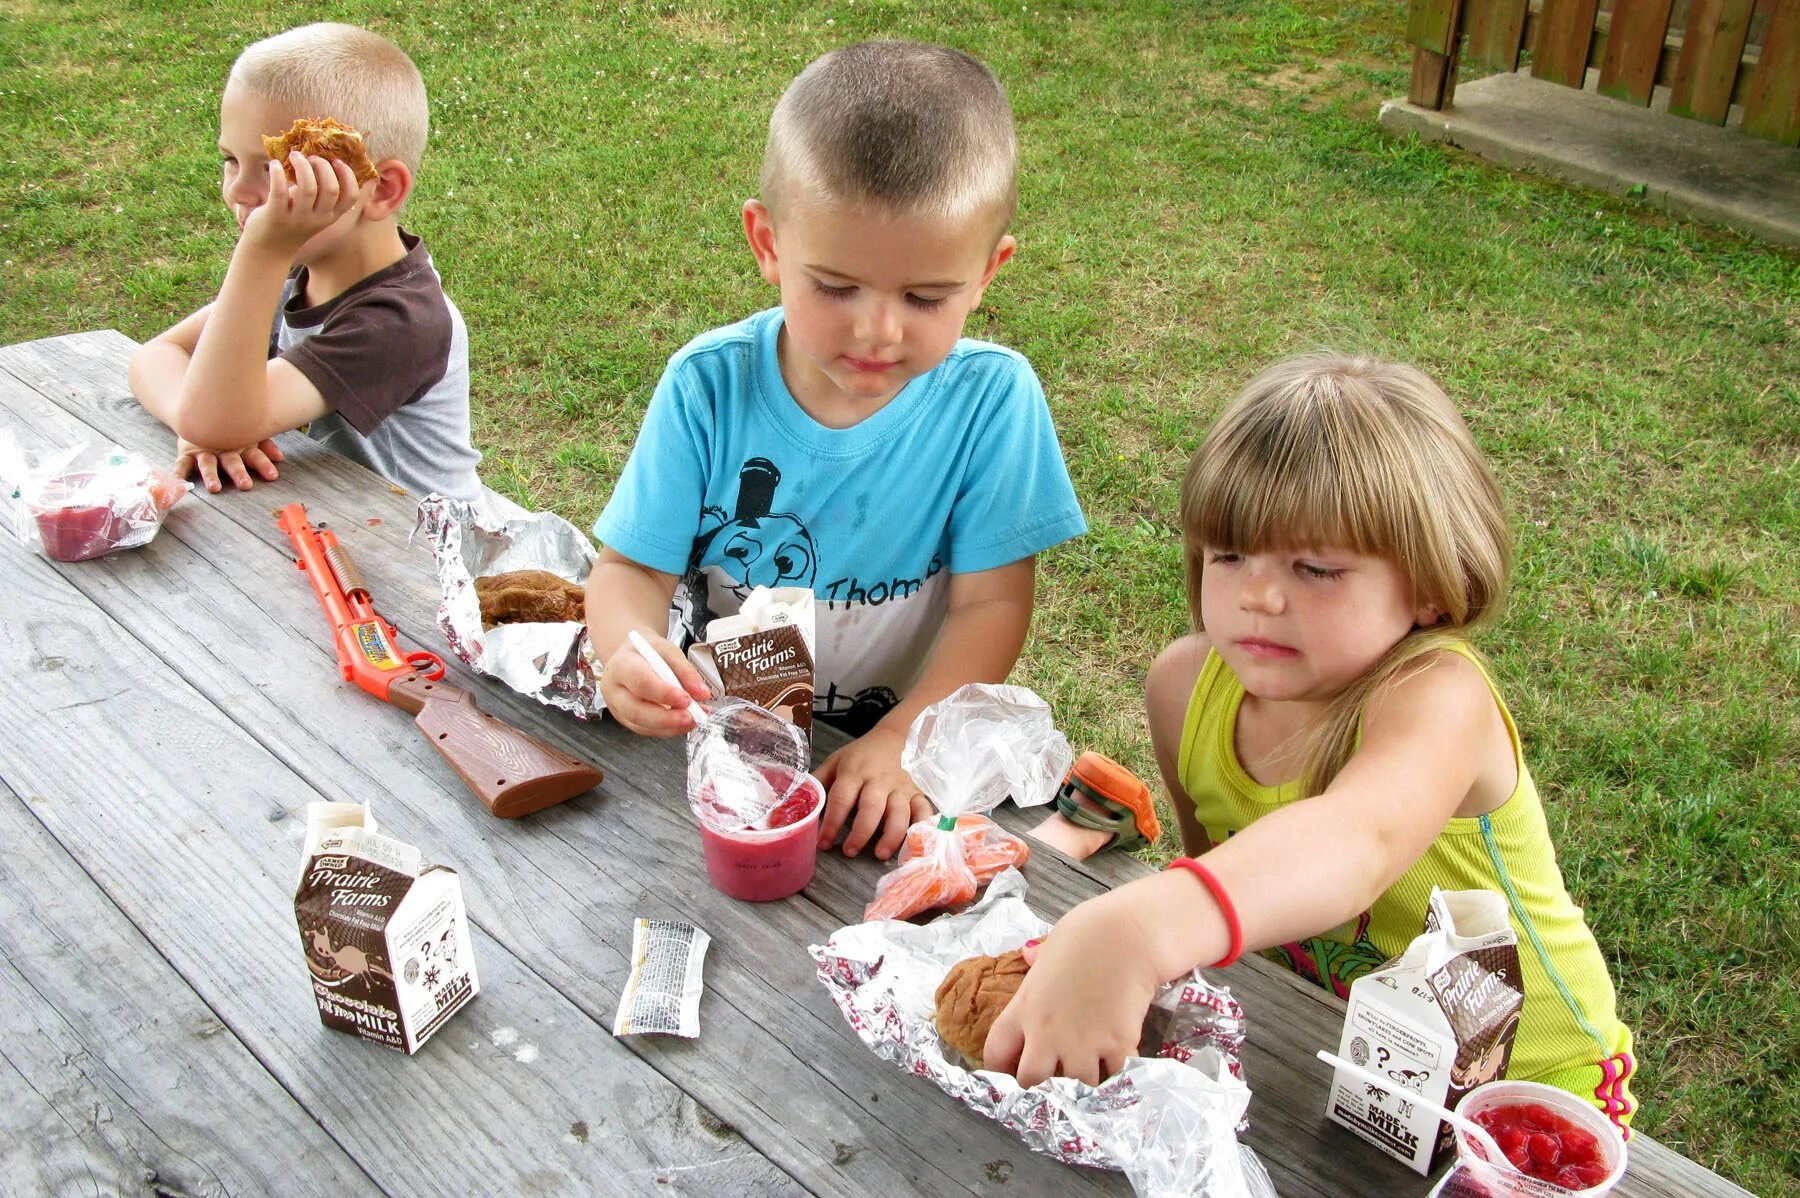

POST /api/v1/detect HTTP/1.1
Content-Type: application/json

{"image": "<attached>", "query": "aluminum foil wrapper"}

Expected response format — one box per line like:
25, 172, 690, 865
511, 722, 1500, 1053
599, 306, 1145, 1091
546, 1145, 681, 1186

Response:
811, 870, 1271, 1193
416, 494, 602, 718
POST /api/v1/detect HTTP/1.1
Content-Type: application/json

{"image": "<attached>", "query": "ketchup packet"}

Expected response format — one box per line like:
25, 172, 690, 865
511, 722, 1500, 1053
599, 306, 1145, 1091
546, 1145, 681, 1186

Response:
863, 685, 1069, 922
5, 440, 188, 562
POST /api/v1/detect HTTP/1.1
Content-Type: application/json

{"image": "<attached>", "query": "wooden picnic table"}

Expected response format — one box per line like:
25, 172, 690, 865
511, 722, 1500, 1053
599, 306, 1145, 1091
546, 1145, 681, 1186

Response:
0, 330, 1750, 1198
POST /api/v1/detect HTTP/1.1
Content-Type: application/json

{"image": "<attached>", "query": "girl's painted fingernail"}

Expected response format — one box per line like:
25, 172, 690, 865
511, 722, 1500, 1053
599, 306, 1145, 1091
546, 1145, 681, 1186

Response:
1024, 937, 1043, 949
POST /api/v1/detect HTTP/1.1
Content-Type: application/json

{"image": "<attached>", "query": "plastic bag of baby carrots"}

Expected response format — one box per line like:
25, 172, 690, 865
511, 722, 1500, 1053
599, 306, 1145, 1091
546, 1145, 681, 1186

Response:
863, 685, 1070, 923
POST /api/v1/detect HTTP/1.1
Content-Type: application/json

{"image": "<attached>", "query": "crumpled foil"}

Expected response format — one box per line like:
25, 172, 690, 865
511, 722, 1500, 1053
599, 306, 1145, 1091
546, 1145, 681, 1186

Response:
416, 495, 602, 718
811, 870, 1274, 1195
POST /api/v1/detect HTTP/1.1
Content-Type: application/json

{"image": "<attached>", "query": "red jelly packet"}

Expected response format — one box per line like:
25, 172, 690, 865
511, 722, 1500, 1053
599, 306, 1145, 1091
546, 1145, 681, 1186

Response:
8, 441, 189, 562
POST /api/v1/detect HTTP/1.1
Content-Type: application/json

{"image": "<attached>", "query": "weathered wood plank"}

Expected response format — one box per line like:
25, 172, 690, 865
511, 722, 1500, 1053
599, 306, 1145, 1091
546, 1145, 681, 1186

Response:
0, 778, 380, 1198
1533, 0, 1603, 87
0, 336, 1127, 1196
1408, 0, 1463, 55
1740, 0, 1800, 143
1465, 0, 1530, 71
1599, 0, 1679, 104
1668, 0, 1758, 122
1410, 42, 1461, 109
0, 439, 801, 1194
2, 332, 1756, 1197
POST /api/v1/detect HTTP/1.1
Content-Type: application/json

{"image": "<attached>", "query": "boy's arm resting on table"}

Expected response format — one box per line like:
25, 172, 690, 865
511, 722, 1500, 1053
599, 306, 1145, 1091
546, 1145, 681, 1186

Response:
129, 303, 291, 492
986, 649, 1495, 1086
817, 556, 1037, 860
585, 546, 711, 736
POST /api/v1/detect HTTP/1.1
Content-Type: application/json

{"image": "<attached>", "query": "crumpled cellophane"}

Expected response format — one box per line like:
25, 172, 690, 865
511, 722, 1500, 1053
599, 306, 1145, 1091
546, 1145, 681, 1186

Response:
416, 494, 602, 719
864, 684, 1070, 922
3, 439, 188, 562
812, 870, 1273, 1195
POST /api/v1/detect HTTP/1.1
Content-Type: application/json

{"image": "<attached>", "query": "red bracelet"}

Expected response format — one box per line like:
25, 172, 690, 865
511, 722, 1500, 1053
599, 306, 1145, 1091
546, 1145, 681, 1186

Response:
1167, 857, 1243, 969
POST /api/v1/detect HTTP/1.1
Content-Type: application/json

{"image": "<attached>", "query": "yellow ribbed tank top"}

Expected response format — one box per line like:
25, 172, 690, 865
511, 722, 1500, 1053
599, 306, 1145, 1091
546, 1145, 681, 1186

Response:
1178, 644, 1637, 1126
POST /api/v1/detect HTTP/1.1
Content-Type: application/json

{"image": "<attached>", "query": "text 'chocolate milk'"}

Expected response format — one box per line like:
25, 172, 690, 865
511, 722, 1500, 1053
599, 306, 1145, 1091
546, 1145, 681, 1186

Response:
294, 802, 478, 1054
1326, 888, 1524, 1174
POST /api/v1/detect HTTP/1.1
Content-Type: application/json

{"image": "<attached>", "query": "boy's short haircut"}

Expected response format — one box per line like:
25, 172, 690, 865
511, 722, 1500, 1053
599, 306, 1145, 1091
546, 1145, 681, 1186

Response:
229, 23, 428, 175
760, 41, 1017, 238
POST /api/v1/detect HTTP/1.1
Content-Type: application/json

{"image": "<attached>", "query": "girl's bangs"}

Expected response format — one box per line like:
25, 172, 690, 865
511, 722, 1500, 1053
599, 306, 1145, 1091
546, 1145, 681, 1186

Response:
1184, 425, 1406, 560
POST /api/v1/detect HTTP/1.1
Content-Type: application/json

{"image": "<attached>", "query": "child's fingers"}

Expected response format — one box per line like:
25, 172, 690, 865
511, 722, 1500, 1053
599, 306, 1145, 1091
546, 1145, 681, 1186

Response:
908, 792, 933, 825
840, 785, 890, 857
257, 437, 285, 463
981, 1009, 1025, 1078
219, 450, 254, 491
304, 154, 338, 211
605, 689, 695, 737
818, 771, 859, 848
289, 152, 315, 208
194, 450, 223, 493
871, 792, 916, 860
242, 444, 280, 481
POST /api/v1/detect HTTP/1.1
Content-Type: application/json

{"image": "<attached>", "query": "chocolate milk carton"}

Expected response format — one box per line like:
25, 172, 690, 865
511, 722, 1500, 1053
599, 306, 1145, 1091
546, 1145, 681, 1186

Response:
294, 802, 478, 1054
1326, 888, 1524, 1174
688, 585, 815, 745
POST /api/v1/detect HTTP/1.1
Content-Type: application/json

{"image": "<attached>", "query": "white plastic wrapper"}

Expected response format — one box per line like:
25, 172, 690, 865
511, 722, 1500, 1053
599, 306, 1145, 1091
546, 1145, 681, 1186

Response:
416, 494, 601, 718
614, 918, 711, 1038
3, 437, 188, 562
865, 684, 1072, 922
813, 870, 1272, 1195
902, 683, 1072, 814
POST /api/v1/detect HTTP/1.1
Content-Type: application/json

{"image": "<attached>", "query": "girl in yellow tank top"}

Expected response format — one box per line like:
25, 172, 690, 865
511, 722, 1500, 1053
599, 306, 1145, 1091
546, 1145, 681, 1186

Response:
984, 355, 1635, 1135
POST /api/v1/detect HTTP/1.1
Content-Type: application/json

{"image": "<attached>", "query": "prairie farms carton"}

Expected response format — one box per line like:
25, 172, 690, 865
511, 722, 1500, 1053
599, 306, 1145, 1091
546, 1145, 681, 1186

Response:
294, 802, 478, 1054
688, 585, 815, 744
1326, 888, 1524, 1174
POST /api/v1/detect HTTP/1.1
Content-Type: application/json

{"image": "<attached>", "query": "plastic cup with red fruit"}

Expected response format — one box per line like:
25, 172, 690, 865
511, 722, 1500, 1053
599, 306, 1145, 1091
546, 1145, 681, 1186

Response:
1436, 1079, 1628, 1197
694, 770, 825, 901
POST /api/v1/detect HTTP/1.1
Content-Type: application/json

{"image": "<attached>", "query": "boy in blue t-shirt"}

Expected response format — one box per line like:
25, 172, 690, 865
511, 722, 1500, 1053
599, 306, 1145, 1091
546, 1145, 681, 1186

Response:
588, 41, 1085, 859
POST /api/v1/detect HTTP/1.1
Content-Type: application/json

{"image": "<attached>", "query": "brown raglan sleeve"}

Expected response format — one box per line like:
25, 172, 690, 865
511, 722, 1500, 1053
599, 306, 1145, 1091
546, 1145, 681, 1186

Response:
277, 285, 453, 435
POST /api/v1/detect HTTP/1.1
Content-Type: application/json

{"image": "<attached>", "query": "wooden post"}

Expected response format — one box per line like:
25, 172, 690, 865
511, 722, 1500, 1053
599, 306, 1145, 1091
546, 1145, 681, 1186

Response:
1408, 0, 1466, 108
1533, 0, 1603, 87
1741, 0, 1800, 143
1598, 0, 1678, 105
1465, 0, 1530, 71
1669, 0, 1758, 123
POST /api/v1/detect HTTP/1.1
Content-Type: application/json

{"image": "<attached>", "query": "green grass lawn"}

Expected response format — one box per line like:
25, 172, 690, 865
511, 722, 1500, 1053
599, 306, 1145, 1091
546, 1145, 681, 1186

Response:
3, 1, 1795, 1190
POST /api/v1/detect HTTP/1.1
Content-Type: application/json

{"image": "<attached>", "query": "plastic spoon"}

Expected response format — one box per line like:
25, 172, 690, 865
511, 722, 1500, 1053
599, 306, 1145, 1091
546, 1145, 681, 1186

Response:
626, 629, 708, 727
1315, 1050, 1508, 1165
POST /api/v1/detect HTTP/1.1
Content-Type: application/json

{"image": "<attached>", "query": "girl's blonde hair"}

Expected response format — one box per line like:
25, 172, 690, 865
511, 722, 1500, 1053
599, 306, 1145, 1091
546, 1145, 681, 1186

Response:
1182, 354, 1512, 795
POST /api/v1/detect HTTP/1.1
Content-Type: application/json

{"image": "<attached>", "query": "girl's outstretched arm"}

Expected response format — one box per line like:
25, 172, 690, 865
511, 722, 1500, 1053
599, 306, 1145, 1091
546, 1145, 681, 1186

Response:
984, 649, 1505, 1087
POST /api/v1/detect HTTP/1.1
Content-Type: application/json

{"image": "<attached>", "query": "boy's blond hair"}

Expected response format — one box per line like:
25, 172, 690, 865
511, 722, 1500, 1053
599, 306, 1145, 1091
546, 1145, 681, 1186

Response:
229, 23, 428, 174
1182, 354, 1513, 795
760, 41, 1017, 238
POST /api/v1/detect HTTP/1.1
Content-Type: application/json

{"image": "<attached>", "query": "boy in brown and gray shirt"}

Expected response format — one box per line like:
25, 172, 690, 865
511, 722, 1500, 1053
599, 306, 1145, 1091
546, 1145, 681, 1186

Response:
129, 23, 481, 502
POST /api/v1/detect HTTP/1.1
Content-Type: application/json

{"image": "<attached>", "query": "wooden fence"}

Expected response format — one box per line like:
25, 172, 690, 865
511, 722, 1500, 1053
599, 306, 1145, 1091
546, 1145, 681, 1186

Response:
1407, 0, 1800, 144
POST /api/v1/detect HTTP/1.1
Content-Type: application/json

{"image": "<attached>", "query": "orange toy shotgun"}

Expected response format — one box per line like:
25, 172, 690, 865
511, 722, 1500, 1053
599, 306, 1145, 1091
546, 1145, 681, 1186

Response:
277, 502, 602, 818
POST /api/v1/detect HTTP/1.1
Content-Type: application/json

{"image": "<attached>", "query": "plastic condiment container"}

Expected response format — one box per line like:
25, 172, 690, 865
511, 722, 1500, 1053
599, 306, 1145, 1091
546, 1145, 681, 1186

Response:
695, 771, 825, 902
1445, 1079, 1628, 1196
28, 471, 119, 561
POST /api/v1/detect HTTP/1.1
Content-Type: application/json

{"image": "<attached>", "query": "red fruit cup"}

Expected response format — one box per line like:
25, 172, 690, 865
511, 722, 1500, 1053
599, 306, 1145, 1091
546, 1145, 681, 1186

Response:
27, 471, 123, 562
695, 771, 825, 902
1451, 1080, 1627, 1196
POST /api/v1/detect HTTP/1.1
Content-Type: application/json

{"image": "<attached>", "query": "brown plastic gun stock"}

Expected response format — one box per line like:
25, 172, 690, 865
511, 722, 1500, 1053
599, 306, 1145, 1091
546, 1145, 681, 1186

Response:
277, 503, 603, 817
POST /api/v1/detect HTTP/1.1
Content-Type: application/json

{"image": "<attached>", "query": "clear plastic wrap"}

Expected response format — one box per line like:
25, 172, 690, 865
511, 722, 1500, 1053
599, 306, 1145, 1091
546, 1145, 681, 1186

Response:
864, 684, 1071, 922
4, 440, 188, 562
812, 870, 1272, 1195
685, 695, 812, 832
